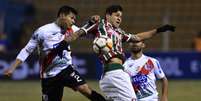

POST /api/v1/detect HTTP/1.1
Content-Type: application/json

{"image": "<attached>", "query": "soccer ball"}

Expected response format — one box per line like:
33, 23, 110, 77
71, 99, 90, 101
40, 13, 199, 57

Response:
93, 36, 113, 54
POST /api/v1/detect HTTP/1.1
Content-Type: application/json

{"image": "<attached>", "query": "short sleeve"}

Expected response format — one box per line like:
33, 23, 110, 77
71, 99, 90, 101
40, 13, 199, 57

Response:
153, 59, 165, 79
16, 29, 40, 61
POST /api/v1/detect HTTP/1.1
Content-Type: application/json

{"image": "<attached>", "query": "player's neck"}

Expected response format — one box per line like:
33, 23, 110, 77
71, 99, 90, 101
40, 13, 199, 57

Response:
55, 19, 68, 30
131, 51, 143, 60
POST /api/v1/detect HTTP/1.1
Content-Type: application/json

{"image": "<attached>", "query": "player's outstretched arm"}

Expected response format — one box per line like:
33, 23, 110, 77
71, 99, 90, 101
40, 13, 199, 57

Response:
4, 59, 23, 77
130, 24, 175, 42
161, 77, 168, 101
4, 34, 38, 77
64, 15, 100, 42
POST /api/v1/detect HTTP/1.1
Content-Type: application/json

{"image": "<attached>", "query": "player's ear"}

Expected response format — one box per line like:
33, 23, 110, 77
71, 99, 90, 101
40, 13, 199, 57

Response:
105, 14, 110, 20
142, 42, 146, 48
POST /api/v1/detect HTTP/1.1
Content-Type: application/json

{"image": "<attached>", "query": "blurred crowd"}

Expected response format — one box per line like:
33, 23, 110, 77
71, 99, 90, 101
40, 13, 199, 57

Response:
0, 0, 36, 53
193, 31, 201, 52
1, 0, 201, 53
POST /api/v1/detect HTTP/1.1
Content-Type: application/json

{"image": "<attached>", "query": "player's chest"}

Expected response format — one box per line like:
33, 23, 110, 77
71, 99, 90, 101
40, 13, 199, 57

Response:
42, 32, 64, 48
128, 59, 155, 75
106, 28, 122, 45
107, 28, 121, 38
44, 32, 64, 41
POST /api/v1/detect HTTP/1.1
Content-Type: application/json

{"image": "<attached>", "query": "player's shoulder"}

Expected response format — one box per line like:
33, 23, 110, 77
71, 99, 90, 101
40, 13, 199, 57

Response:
124, 57, 133, 63
123, 57, 132, 66
144, 55, 159, 63
37, 22, 58, 32
34, 22, 60, 36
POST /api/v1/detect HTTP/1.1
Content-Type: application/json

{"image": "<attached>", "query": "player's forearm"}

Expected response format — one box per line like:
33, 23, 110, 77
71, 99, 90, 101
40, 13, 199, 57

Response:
10, 59, 23, 71
64, 17, 98, 43
4, 58, 23, 76
131, 24, 175, 42
135, 29, 157, 41
64, 29, 86, 42
161, 77, 168, 101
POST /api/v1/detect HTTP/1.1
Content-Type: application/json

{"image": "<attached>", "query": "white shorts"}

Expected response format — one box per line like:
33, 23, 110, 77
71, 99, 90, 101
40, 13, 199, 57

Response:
99, 69, 136, 101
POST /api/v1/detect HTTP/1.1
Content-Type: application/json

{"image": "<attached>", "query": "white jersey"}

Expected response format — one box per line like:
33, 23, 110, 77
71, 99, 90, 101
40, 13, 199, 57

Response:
123, 54, 165, 101
16, 22, 79, 78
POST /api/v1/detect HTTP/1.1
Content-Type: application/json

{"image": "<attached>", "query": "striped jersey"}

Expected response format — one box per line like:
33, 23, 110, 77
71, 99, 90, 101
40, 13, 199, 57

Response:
123, 54, 165, 100
94, 19, 133, 62
16, 22, 79, 78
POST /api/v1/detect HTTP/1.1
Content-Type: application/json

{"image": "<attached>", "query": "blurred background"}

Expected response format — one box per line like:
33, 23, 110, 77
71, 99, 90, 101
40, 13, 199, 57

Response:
0, 0, 201, 101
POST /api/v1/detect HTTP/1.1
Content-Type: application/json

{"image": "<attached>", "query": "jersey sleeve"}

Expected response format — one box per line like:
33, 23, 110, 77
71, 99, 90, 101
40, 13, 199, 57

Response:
72, 25, 80, 32
123, 59, 134, 76
123, 61, 129, 70
153, 59, 165, 79
123, 62, 130, 75
117, 28, 134, 43
96, 19, 108, 37
16, 30, 40, 62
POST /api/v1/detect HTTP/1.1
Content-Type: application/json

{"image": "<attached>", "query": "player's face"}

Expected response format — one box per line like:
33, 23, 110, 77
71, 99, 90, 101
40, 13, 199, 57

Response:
58, 12, 76, 29
106, 11, 122, 28
129, 41, 145, 53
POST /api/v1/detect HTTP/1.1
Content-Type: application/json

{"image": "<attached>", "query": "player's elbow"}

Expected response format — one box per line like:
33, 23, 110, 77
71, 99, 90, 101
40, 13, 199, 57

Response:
162, 77, 168, 86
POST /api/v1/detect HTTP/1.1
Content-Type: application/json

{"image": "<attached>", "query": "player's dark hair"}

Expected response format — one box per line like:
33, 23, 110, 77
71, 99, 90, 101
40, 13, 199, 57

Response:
105, 5, 123, 15
57, 5, 78, 17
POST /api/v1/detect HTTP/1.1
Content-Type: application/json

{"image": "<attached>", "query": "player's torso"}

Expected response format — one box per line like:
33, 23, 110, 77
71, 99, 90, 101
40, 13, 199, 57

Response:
124, 55, 158, 99
38, 23, 65, 52
37, 23, 74, 78
97, 20, 123, 53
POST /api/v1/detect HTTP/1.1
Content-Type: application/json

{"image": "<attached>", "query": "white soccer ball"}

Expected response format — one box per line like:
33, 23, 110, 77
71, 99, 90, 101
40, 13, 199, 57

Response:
93, 36, 113, 54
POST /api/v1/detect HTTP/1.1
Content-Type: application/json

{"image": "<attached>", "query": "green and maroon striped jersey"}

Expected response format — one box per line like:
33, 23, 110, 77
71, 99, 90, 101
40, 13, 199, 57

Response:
94, 19, 133, 63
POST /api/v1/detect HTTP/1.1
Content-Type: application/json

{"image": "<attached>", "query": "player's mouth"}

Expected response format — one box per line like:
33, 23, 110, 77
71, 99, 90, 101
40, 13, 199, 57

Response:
116, 21, 120, 24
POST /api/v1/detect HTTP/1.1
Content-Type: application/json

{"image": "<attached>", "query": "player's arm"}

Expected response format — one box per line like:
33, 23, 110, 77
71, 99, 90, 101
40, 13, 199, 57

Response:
153, 59, 168, 101
130, 25, 175, 42
4, 59, 23, 76
160, 76, 168, 101
64, 15, 100, 42
4, 32, 39, 76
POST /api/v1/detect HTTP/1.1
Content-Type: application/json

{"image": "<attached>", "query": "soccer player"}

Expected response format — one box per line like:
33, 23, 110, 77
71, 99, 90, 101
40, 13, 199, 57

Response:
4, 5, 106, 101
91, 5, 174, 101
123, 41, 168, 101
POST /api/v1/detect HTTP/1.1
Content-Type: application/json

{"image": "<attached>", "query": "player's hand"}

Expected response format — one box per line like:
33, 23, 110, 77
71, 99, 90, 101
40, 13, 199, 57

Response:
156, 24, 175, 33
90, 15, 100, 23
87, 15, 100, 26
3, 68, 14, 77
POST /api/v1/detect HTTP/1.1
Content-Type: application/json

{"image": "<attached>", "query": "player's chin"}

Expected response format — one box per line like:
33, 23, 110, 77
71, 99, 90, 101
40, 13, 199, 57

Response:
131, 48, 141, 53
114, 23, 120, 28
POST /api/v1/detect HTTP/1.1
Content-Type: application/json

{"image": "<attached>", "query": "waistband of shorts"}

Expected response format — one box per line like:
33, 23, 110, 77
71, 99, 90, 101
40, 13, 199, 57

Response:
42, 64, 73, 79
104, 63, 124, 73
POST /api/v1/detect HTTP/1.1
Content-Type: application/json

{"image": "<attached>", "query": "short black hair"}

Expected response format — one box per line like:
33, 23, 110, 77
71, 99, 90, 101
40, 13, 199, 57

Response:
105, 5, 123, 15
57, 5, 78, 17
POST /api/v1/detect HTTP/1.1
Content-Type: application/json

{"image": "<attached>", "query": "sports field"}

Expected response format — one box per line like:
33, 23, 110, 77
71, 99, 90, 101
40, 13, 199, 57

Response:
0, 80, 201, 101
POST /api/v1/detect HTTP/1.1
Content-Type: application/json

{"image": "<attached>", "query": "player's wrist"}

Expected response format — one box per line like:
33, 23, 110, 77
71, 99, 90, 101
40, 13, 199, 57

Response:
80, 22, 96, 35
80, 27, 88, 34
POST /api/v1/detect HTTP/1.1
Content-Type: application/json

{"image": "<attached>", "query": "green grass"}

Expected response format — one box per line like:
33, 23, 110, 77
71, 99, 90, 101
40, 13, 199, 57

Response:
0, 80, 201, 101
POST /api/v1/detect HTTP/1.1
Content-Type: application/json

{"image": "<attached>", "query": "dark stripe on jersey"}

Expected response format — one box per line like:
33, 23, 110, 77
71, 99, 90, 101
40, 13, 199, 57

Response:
122, 33, 131, 42
98, 20, 107, 36
112, 35, 117, 51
